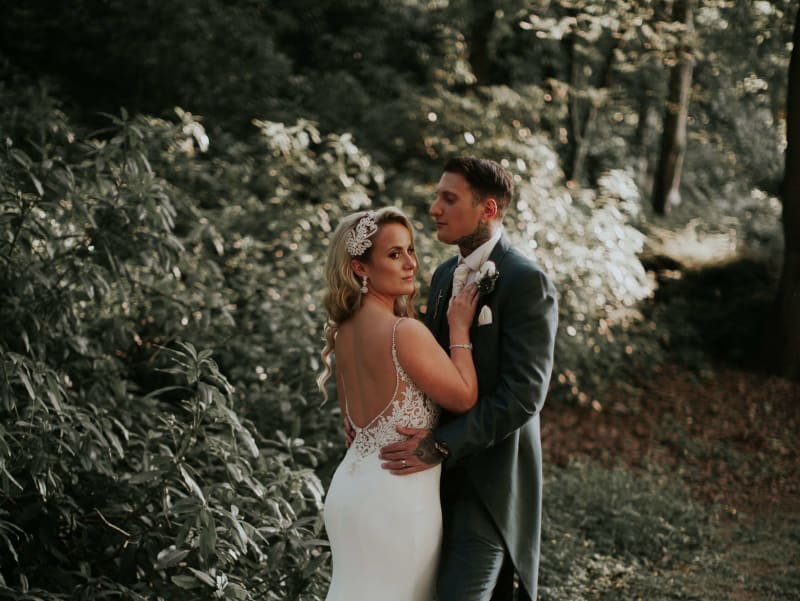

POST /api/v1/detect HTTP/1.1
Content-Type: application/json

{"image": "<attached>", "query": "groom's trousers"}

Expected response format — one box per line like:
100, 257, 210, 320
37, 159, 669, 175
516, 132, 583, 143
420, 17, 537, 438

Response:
436, 468, 532, 601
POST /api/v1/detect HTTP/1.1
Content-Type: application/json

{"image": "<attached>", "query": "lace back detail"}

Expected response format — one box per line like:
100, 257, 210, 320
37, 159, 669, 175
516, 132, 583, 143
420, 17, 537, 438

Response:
347, 318, 440, 460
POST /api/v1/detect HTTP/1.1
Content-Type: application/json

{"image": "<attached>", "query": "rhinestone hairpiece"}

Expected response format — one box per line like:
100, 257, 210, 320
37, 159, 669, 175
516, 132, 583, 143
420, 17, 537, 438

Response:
345, 211, 378, 256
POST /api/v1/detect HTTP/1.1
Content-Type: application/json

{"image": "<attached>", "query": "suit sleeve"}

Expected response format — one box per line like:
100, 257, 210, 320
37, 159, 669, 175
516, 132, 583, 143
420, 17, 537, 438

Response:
433, 268, 558, 465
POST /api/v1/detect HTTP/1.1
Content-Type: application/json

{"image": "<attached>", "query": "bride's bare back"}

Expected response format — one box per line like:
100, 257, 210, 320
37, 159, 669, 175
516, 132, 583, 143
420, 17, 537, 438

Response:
335, 312, 404, 428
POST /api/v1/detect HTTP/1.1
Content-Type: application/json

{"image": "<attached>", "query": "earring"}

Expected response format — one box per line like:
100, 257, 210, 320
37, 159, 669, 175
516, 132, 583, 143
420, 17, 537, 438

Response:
361, 276, 368, 294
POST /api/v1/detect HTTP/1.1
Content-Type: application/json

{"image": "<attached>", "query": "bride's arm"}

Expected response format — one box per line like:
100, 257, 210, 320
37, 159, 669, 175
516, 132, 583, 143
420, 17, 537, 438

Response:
395, 285, 479, 414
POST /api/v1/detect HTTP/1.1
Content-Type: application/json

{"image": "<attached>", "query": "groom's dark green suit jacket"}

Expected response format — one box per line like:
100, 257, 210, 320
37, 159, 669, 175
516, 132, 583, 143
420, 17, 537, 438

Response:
425, 233, 558, 599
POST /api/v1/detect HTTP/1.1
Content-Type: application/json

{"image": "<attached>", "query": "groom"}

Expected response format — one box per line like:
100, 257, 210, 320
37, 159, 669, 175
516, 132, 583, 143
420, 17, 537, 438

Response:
380, 157, 558, 601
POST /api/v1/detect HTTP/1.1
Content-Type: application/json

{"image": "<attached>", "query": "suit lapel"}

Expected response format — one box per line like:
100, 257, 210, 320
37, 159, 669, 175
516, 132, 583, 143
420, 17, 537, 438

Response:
488, 232, 512, 271
467, 234, 511, 335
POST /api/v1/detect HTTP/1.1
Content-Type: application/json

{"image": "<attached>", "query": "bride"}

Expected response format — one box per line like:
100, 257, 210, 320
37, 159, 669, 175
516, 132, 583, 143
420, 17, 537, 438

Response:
317, 207, 479, 601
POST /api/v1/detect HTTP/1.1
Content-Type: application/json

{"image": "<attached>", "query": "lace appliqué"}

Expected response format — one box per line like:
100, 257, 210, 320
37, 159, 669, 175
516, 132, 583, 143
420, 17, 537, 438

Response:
350, 384, 439, 460
346, 319, 440, 469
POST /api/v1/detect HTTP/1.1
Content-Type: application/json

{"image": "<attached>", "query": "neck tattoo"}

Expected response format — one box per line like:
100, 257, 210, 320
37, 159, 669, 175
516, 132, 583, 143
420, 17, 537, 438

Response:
456, 222, 493, 257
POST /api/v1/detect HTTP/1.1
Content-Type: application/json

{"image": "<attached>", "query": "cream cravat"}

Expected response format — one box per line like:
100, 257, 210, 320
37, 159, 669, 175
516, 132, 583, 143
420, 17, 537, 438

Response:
451, 263, 470, 298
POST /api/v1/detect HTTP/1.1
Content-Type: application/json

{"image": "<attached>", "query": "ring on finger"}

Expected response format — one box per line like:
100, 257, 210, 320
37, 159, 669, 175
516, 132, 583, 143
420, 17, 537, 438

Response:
402, 459, 408, 468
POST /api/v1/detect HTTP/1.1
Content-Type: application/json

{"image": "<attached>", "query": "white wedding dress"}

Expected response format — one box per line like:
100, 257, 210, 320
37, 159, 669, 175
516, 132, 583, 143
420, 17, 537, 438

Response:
324, 318, 442, 601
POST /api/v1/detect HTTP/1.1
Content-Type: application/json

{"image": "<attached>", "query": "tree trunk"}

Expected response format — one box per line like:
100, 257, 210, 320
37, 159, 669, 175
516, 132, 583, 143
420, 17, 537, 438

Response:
764, 6, 800, 381
652, 0, 694, 215
468, 4, 495, 86
570, 102, 599, 185
636, 92, 659, 193
564, 7, 581, 182
567, 21, 631, 184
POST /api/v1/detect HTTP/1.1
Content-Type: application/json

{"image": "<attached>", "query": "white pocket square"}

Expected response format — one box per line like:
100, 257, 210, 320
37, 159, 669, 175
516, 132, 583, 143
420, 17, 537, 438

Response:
478, 305, 493, 326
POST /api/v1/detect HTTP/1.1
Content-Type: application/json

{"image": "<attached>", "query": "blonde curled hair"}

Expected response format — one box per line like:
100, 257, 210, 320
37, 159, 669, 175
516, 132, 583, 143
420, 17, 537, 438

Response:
317, 207, 418, 398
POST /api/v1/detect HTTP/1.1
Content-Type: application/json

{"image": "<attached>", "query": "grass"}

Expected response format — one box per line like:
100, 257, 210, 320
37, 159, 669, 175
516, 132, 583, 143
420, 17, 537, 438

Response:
539, 460, 709, 600
539, 459, 800, 600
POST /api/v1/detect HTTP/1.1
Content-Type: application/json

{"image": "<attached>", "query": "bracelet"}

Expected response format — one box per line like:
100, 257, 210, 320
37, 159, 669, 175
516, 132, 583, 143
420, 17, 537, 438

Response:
449, 343, 473, 350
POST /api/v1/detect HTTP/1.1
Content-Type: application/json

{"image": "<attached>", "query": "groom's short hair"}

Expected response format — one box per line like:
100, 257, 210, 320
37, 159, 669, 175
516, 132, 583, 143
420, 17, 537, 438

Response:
443, 156, 514, 215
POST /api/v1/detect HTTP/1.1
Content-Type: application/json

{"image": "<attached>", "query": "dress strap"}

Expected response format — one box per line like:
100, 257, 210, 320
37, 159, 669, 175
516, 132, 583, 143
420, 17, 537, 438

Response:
391, 317, 406, 371
341, 376, 357, 431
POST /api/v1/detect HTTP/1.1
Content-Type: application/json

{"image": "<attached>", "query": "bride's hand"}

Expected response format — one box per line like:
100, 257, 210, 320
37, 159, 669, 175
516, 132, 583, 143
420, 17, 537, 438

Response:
447, 283, 479, 333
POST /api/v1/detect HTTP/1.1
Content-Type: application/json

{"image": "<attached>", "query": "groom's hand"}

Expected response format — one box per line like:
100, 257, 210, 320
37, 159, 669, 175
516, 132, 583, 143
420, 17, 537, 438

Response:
379, 426, 443, 475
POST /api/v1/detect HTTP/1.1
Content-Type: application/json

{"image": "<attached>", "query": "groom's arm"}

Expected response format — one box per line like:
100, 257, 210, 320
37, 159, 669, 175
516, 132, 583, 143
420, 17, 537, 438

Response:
433, 267, 558, 466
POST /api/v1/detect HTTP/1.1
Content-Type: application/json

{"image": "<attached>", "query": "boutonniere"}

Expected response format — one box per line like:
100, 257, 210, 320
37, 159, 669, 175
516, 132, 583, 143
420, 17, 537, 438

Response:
475, 260, 499, 296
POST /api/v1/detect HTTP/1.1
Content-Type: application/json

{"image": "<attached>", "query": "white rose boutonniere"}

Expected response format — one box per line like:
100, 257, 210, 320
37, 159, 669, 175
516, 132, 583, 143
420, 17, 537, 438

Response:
475, 260, 499, 296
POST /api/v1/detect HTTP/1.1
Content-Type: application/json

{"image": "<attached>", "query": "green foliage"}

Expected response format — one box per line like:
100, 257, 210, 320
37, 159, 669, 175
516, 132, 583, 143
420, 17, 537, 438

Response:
688, 0, 793, 194
0, 83, 330, 600
0, 0, 295, 131
166, 116, 388, 437
643, 257, 777, 366
479, 0, 793, 193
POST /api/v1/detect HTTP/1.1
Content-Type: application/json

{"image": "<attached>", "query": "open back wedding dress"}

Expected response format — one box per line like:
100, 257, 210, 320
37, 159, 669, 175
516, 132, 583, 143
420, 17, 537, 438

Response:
324, 318, 442, 601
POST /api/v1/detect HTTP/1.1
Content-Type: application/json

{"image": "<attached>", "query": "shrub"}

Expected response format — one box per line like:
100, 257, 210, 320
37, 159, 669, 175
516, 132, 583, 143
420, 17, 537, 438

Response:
0, 83, 330, 599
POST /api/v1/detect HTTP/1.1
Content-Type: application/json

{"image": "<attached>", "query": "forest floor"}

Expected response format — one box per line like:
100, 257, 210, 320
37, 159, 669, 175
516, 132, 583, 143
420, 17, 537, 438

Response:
542, 233, 800, 601
543, 362, 800, 600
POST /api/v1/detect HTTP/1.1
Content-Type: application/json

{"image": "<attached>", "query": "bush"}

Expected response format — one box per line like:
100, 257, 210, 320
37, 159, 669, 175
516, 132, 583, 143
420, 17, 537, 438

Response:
0, 82, 331, 599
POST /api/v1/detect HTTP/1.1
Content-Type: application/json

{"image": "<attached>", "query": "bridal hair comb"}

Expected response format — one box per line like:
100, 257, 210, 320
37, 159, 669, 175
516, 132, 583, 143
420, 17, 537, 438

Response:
345, 211, 378, 256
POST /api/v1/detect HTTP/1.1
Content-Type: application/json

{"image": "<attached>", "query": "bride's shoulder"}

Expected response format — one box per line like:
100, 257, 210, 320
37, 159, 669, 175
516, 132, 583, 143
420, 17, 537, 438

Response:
394, 316, 433, 346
